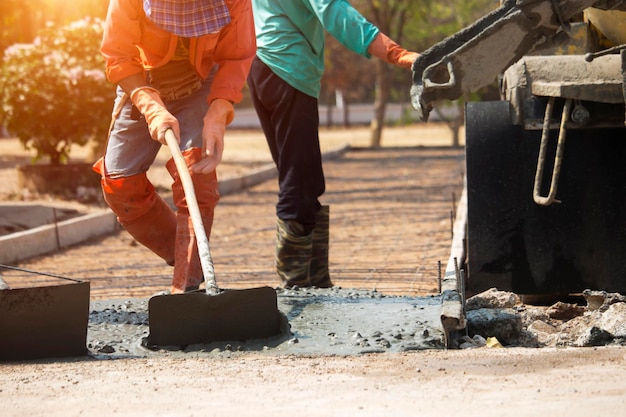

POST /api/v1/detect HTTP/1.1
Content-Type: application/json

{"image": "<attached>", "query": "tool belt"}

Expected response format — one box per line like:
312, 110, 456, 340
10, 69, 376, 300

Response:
148, 59, 203, 102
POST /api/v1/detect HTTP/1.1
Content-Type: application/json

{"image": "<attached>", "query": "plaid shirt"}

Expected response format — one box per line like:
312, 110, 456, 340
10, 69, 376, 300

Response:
143, 0, 231, 38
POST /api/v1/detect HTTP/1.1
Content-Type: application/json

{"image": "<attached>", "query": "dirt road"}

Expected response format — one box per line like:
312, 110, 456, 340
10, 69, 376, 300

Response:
2, 347, 625, 417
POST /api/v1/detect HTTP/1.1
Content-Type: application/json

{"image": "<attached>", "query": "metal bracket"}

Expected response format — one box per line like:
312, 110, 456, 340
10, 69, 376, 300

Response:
533, 97, 572, 205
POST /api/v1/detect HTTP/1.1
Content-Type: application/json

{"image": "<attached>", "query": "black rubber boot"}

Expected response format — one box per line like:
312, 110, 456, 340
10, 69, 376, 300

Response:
309, 205, 333, 287
275, 218, 313, 287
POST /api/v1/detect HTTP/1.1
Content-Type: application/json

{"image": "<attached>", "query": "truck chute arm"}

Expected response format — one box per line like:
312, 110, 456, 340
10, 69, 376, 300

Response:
410, 0, 623, 121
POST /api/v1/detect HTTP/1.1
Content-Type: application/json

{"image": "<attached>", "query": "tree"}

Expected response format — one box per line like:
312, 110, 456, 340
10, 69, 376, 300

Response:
0, 0, 44, 53
328, 0, 499, 147
322, 32, 376, 127
0, 18, 115, 165
356, 0, 424, 147
0, 0, 109, 54
408, 0, 501, 147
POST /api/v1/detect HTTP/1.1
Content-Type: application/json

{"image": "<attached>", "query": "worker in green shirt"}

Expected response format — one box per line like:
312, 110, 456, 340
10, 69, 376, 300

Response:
248, 0, 419, 288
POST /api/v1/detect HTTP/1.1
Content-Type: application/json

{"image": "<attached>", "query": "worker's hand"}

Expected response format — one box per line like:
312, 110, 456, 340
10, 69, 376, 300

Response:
368, 33, 419, 69
191, 98, 235, 174
396, 50, 420, 69
130, 86, 180, 145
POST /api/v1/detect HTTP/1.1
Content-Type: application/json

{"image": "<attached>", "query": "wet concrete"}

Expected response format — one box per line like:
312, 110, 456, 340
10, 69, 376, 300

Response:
87, 287, 445, 359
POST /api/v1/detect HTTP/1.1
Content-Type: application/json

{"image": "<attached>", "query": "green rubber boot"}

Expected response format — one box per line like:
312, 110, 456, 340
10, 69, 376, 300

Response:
275, 218, 313, 287
310, 205, 333, 288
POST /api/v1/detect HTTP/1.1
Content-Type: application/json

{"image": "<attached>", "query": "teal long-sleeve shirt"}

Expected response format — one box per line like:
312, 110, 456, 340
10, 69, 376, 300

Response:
252, 0, 380, 98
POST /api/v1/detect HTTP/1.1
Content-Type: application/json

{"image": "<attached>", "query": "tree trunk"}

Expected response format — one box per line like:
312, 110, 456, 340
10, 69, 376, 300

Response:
336, 89, 350, 128
451, 124, 460, 148
369, 60, 390, 148
326, 92, 333, 128
433, 102, 465, 147
451, 101, 465, 148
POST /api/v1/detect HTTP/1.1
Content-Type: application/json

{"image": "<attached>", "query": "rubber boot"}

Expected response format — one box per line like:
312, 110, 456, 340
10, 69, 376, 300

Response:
275, 218, 313, 287
166, 148, 220, 294
172, 212, 205, 293
95, 158, 176, 265
309, 205, 333, 288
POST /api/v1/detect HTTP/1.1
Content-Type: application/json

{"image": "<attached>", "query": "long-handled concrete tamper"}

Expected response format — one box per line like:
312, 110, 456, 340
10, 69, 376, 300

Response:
145, 129, 281, 347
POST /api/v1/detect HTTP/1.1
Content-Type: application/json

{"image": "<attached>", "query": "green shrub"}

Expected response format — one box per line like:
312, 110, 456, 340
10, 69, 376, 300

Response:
0, 18, 114, 165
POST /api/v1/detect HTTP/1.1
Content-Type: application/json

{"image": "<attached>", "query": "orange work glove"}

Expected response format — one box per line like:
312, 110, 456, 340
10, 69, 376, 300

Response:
192, 98, 235, 174
368, 33, 419, 69
130, 86, 180, 145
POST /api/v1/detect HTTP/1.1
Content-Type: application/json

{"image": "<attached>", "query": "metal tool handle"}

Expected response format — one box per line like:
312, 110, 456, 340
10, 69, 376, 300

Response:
164, 129, 219, 294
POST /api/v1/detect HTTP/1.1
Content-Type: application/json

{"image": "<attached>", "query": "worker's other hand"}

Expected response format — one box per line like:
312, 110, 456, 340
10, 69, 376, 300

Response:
192, 98, 235, 174
368, 33, 419, 69
130, 86, 180, 145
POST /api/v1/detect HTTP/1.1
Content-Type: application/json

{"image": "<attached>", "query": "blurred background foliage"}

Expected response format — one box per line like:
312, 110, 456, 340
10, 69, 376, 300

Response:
0, 0, 112, 164
0, 17, 115, 164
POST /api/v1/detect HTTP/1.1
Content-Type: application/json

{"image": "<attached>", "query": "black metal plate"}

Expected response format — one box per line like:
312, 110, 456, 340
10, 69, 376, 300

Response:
0, 281, 90, 361
146, 286, 281, 346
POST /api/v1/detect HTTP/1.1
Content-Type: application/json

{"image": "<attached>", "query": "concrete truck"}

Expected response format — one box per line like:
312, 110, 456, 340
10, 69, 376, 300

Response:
411, 0, 626, 302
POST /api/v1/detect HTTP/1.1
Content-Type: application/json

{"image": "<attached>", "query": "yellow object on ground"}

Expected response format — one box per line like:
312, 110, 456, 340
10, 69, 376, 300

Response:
486, 337, 503, 348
